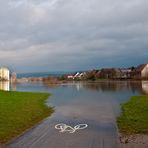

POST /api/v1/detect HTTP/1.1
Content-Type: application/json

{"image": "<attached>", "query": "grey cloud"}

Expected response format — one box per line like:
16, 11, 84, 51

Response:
0, 0, 148, 72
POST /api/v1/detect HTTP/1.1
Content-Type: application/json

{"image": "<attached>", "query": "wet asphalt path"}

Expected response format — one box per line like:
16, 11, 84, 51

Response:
6, 115, 118, 148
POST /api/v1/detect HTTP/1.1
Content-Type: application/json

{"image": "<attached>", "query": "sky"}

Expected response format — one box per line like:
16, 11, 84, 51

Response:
0, 0, 148, 73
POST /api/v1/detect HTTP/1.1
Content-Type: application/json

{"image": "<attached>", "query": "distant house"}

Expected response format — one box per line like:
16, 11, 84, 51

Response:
114, 68, 122, 79
66, 72, 87, 80
0, 67, 10, 81
120, 68, 131, 79
85, 69, 101, 80
67, 75, 74, 79
100, 68, 118, 79
74, 72, 80, 79
99, 68, 132, 79
90, 70, 101, 78
132, 64, 148, 79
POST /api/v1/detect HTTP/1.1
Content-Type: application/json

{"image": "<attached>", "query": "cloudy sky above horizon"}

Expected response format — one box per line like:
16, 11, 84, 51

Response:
0, 0, 148, 73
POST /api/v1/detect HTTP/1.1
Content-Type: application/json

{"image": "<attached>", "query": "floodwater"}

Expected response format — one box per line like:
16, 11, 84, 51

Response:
2, 81, 148, 148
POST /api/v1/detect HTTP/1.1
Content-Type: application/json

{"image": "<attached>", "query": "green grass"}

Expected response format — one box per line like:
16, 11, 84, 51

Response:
117, 95, 148, 134
0, 91, 54, 144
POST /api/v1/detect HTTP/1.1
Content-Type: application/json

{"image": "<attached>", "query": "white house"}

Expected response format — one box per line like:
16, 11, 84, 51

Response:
74, 72, 80, 78
141, 64, 148, 78
0, 67, 10, 81
135, 64, 148, 78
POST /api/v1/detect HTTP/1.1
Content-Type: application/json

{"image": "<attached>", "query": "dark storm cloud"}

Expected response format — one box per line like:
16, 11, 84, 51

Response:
0, 0, 148, 72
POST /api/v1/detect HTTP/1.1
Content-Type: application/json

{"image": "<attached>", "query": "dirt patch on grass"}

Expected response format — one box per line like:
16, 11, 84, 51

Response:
118, 133, 148, 148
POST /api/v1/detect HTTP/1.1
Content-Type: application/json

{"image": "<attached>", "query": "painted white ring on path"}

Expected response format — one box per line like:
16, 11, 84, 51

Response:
74, 124, 88, 130
55, 123, 88, 133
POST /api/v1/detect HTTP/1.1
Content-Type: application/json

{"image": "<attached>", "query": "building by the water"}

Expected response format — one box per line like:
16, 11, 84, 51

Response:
0, 67, 10, 81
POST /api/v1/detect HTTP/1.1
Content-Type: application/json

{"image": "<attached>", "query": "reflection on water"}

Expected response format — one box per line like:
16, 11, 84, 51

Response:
90, 81, 146, 94
0, 81, 17, 91
11, 82, 17, 91
60, 81, 148, 95
0, 81, 10, 91
42, 81, 59, 89
142, 81, 148, 94
1, 80, 148, 95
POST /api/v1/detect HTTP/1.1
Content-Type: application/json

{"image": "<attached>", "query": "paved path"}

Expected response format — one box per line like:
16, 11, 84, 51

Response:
5, 101, 119, 148
5, 118, 118, 148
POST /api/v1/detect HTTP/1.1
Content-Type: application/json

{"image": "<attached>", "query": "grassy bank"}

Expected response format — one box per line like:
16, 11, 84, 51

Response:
117, 95, 148, 134
0, 91, 54, 144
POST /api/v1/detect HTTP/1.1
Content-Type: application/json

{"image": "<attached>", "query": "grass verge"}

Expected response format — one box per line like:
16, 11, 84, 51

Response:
0, 91, 54, 144
117, 95, 148, 134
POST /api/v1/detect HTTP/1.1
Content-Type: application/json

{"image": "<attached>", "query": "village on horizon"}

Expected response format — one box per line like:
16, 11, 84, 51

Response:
0, 63, 148, 83
63, 63, 148, 81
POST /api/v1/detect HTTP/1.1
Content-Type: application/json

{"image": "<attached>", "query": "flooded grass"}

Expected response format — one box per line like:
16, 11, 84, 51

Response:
0, 91, 54, 144
117, 95, 148, 134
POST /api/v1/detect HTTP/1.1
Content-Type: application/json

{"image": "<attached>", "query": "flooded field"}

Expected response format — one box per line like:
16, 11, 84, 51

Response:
2, 81, 148, 148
